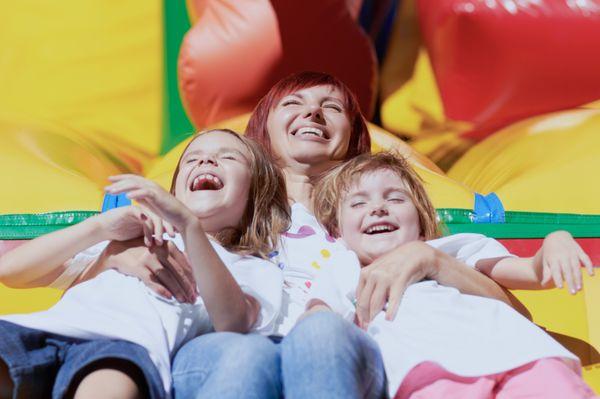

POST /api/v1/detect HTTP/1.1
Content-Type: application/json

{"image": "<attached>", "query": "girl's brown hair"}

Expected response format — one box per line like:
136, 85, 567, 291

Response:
170, 129, 290, 258
313, 151, 441, 240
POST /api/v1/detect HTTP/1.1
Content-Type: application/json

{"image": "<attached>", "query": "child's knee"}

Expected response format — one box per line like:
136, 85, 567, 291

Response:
72, 367, 141, 399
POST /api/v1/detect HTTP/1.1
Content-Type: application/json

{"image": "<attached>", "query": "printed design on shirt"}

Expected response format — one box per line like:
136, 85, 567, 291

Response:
268, 250, 285, 270
282, 225, 317, 239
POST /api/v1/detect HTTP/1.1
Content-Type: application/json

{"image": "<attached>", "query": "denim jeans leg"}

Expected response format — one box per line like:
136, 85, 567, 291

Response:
281, 312, 387, 399
172, 332, 282, 399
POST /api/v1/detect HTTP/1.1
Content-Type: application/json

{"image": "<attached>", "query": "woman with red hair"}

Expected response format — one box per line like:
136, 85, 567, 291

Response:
169, 72, 513, 398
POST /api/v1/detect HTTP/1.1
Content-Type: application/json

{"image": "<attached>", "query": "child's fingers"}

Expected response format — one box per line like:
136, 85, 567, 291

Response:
105, 177, 147, 195
355, 278, 375, 329
140, 213, 155, 247
561, 259, 576, 294
165, 241, 198, 301
385, 281, 406, 321
547, 259, 564, 289
152, 214, 165, 246
368, 283, 388, 324
145, 280, 174, 300
164, 221, 176, 238
570, 256, 583, 291
580, 252, 594, 276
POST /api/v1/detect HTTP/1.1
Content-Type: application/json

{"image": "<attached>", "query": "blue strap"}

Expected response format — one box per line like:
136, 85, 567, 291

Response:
101, 193, 131, 212
473, 192, 505, 223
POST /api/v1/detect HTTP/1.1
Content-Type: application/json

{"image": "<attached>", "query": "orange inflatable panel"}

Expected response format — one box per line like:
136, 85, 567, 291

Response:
179, 0, 376, 129
417, 0, 600, 140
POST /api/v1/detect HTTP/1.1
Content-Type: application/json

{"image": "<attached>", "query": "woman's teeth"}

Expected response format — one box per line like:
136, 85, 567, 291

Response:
297, 127, 325, 138
191, 174, 223, 191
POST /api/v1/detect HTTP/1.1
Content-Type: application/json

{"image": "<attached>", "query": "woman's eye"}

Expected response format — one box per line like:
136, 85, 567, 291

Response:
221, 154, 236, 161
324, 103, 342, 112
186, 158, 198, 164
282, 100, 300, 106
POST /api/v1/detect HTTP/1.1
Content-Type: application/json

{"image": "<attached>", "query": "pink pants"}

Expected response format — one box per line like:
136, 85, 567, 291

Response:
395, 358, 598, 399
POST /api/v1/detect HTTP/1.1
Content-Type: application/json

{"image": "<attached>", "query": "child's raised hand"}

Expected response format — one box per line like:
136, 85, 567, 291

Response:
539, 230, 594, 294
94, 205, 147, 242
105, 175, 193, 238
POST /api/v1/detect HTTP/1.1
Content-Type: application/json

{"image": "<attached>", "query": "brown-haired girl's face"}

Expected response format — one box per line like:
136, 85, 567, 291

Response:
266, 85, 352, 168
339, 169, 422, 265
174, 131, 252, 232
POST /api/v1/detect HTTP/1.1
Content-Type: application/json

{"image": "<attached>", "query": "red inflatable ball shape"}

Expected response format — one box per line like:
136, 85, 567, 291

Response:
417, 0, 600, 140
179, 0, 377, 129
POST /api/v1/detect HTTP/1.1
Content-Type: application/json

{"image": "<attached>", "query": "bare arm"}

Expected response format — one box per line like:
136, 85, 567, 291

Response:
0, 216, 106, 288
180, 218, 259, 332
476, 231, 594, 294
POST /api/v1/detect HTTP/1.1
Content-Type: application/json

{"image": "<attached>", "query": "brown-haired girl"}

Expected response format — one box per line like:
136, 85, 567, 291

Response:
0, 129, 290, 398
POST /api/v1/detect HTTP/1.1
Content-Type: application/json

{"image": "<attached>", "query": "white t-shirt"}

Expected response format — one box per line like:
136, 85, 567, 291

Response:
1, 235, 282, 396
307, 233, 580, 396
270, 203, 350, 336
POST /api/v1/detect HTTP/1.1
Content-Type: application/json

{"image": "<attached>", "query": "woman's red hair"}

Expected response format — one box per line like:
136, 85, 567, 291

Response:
246, 71, 371, 160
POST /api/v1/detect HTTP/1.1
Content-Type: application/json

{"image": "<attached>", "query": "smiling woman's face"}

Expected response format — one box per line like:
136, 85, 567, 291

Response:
266, 85, 352, 169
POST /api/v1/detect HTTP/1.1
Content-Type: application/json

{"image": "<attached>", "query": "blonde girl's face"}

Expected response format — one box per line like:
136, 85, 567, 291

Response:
266, 85, 352, 169
339, 169, 422, 265
174, 131, 252, 232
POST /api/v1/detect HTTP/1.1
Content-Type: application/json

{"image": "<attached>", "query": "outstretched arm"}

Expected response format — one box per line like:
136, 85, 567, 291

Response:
0, 206, 146, 288
476, 231, 594, 293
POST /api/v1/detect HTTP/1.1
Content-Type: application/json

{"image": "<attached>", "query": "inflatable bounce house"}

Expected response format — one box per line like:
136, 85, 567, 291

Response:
1, 0, 599, 392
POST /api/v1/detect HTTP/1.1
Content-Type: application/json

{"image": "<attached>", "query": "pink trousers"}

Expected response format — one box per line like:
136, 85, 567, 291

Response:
395, 358, 598, 399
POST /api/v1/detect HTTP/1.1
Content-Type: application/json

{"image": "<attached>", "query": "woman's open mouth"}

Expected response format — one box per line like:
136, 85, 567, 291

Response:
291, 126, 329, 140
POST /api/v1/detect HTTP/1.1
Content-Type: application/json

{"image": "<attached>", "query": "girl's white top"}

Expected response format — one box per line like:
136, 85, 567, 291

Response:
1, 235, 283, 396
307, 233, 580, 396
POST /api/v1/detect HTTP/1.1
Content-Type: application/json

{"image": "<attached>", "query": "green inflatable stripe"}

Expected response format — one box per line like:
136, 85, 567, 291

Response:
0, 212, 98, 240
161, 0, 194, 154
1, 209, 599, 240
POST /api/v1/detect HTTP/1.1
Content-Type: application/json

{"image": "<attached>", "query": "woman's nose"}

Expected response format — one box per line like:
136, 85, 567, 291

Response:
303, 104, 324, 122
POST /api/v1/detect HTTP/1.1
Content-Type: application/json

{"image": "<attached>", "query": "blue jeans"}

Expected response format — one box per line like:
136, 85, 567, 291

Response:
172, 312, 387, 399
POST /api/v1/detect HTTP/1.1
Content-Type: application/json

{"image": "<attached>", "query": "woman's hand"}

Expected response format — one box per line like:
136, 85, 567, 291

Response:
88, 238, 198, 303
538, 230, 594, 294
355, 241, 439, 328
106, 175, 194, 233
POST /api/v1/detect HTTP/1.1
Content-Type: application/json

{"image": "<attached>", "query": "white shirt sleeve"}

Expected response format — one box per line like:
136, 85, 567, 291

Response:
48, 241, 110, 290
227, 256, 283, 335
306, 250, 361, 323
427, 233, 515, 268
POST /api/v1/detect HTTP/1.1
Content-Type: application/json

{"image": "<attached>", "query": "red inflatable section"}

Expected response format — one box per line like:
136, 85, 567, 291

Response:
179, 0, 377, 129
500, 238, 600, 265
417, 0, 600, 140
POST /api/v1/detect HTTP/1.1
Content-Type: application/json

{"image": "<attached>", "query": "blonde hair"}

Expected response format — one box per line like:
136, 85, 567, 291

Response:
170, 129, 290, 258
313, 151, 441, 240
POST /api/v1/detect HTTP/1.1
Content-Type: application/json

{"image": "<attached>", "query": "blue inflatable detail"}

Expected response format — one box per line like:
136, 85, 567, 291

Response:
101, 193, 132, 213
473, 193, 505, 223
359, 0, 400, 62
